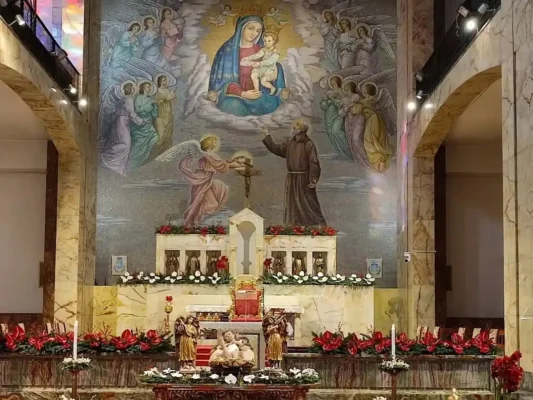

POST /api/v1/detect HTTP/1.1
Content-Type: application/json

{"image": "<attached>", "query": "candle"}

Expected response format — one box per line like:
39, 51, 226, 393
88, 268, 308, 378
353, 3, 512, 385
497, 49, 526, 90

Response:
391, 324, 396, 360
73, 320, 78, 360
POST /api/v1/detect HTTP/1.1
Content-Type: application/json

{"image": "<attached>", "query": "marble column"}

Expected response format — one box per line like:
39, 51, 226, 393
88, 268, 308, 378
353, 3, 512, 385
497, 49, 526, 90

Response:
396, 0, 434, 335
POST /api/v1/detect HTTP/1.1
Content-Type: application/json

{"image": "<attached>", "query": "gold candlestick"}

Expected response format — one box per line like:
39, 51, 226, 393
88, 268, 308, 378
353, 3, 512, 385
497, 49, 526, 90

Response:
164, 295, 173, 333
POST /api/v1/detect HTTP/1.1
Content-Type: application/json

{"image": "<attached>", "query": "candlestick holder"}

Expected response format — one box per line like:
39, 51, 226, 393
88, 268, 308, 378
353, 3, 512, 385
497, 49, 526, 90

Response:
164, 295, 173, 333
59, 357, 91, 399
378, 358, 409, 400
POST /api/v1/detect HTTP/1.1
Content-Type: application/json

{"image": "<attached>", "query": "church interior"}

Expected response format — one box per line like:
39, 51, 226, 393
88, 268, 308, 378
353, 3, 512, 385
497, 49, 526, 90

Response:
0, 0, 532, 399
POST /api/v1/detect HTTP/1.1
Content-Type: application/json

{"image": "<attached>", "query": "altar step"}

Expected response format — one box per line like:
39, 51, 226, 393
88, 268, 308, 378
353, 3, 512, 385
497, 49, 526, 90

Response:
7, 388, 530, 400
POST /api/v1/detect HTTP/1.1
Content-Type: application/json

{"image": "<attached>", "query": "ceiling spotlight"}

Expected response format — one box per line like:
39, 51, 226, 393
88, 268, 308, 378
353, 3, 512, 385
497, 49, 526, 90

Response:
67, 84, 77, 94
51, 88, 57, 93
407, 101, 417, 111
416, 90, 424, 100
9, 14, 25, 26
478, 2, 489, 14
415, 72, 424, 83
424, 103, 435, 110
457, 5, 469, 17
77, 98, 88, 107
60, 99, 68, 105
465, 18, 477, 31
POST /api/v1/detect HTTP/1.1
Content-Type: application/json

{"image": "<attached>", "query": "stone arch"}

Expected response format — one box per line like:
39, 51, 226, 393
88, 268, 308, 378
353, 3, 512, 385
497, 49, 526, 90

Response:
0, 19, 95, 330
414, 66, 502, 156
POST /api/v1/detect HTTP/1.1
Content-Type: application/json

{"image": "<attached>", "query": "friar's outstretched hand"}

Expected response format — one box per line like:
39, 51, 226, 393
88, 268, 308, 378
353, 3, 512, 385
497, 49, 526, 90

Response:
260, 126, 270, 138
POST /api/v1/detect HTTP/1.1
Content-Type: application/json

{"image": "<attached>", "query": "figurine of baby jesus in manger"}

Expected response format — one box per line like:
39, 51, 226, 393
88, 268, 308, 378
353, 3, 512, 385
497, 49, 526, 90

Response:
208, 330, 256, 374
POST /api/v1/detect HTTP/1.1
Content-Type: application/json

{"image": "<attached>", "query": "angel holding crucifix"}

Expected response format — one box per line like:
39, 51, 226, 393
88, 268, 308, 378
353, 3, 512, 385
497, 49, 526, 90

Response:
157, 136, 245, 226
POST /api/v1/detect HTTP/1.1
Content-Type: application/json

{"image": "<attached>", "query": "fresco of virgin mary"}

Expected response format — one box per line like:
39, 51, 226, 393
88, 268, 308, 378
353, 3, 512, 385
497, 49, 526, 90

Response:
208, 15, 286, 117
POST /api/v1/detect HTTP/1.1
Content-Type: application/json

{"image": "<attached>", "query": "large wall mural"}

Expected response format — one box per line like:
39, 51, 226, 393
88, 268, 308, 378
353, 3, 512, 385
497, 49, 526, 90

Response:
97, 0, 398, 286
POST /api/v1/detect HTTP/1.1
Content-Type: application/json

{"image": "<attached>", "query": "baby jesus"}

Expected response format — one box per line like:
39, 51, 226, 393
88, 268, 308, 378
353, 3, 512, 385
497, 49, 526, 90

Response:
241, 32, 280, 95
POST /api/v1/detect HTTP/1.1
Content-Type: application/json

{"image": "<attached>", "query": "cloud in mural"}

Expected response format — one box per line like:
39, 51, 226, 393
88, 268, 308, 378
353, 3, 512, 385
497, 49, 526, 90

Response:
121, 178, 190, 190
97, 215, 131, 226
171, 208, 236, 227
317, 177, 372, 193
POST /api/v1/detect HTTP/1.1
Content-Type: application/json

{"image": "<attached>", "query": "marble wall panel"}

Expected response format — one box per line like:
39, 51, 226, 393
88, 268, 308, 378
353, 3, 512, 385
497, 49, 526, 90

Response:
92, 286, 118, 333
0, 20, 97, 330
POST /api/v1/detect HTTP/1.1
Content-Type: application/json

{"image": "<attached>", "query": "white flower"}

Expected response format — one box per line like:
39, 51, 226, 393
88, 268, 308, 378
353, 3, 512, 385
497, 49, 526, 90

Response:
194, 279, 200, 283
149, 279, 156, 283
143, 276, 150, 281
274, 276, 282, 283
127, 275, 133, 280
365, 273, 372, 279
163, 368, 173, 374
302, 368, 317, 376
210, 374, 219, 379
319, 277, 328, 283
336, 274, 345, 281
243, 374, 255, 383
277, 272, 283, 277
282, 276, 288, 280
303, 276, 309, 281
176, 275, 183, 280
139, 271, 144, 276
170, 279, 176, 283
297, 279, 303, 284
195, 271, 201, 277
164, 276, 171, 281
373, 397, 387, 400
191, 373, 201, 380
355, 277, 362, 283
299, 271, 305, 277
312, 276, 319, 280
292, 275, 299, 280
225, 374, 237, 384
155, 276, 161, 280
258, 374, 269, 380
331, 276, 337, 281
189, 275, 195, 280
200, 276, 206, 282
350, 274, 357, 279
317, 272, 324, 278
171, 372, 183, 378
295, 373, 302, 378
289, 368, 301, 375
143, 370, 155, 376
150, 272, 155, 277
121, 276, 128, 283
212, 272, 219, 278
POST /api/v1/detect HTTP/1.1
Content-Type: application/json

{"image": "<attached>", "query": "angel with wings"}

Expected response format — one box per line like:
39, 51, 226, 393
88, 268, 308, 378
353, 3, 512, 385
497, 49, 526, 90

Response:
353, 80, 395, 173
99, 80, 148, 176
208, 4, 237, 27
352, 17, 396, 75
157, 137, 246, 226
107, 21, 142, 69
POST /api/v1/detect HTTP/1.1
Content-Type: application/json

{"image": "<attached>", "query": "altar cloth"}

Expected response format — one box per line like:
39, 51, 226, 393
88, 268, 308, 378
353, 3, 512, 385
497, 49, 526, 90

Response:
152, 384, 311, 400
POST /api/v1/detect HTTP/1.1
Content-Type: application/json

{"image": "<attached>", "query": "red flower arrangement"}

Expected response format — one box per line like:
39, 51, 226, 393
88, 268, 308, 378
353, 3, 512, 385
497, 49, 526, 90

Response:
263, 257, 272, 273
265, 225, 337, 236
311, 331, 344, 354
155, 224, 227, 235
309, 329, 498, 357
0, 327, 172, 355
491, 351, 523, 399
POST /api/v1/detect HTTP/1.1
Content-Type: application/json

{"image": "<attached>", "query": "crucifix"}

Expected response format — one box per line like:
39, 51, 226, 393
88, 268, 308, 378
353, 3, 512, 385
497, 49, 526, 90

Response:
235, 157, 261, 208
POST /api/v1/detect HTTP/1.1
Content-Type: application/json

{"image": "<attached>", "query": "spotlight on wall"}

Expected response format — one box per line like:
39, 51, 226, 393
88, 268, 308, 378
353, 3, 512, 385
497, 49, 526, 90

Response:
457, 5, 470, 17
8, 14, 25, 26
407, 101, 417, 111
424, 103, 435, 110
76, 98, 88, 107
465, 18, 478, 31
415, 72, 424, 83
60, 99, 68, 105
50, 88, 57, 93
478, 2, 489, 14
67, 84, 77, 95
416, 90, 424, 100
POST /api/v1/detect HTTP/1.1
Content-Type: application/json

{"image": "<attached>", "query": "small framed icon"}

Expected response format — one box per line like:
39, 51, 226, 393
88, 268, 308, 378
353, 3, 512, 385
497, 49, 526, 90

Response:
366, 258, 383, 278
111, 255, 128, 276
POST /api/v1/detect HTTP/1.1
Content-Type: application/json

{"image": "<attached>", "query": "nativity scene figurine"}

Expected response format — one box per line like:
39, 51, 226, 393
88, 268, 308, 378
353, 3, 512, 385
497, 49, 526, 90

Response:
174, 315, 203, 371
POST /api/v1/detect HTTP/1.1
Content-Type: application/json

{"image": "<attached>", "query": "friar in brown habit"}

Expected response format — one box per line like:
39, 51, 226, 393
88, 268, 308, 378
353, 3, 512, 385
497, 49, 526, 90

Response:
261, 120, 327, 226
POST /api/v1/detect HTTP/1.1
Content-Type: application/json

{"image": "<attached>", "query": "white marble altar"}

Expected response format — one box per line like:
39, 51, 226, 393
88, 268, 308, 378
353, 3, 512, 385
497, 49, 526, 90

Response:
116, 285, 374, 346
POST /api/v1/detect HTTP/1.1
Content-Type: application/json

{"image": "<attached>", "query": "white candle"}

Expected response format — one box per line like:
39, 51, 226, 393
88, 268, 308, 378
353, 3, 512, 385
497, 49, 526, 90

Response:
73, 321, 78, 360
391, 324, 396, 360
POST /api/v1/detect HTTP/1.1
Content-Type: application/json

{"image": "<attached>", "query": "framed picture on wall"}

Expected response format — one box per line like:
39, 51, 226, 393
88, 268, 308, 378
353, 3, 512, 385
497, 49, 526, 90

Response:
366, 258, 383, 278
111, 255, 128, 276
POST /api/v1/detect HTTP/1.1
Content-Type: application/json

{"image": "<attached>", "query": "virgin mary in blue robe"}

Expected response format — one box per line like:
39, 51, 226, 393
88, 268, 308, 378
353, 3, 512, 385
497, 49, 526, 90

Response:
208, 15, 286, 117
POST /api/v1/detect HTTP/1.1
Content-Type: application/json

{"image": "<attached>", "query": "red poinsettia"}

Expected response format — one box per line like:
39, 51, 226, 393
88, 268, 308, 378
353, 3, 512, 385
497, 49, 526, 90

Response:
200, 227, 209, 236
145, 330, 163, 346
263, 257, 272, 271
311, 228, 321, 236
83, 332, 107, 349
4, 325, 26, 351
216, 256, 229, 271
470, 331, 493, 354
52, 331, 74, 351
323, 227, 337, 236
312, 331, 343, 353
444, 332, 470, 355
292, 226, 305, 235
346, 333, 360, 355
358, 331, 391, 354
268, 225, 284, 235
158, 225, 172, 234
28, 332, 49, 351
140, 342, 151, 352
110, 329, 138, 350
492, 351, 523, 395
216, 226, 226, 235
419, 331, 441, 353
396, 332, 416, 352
